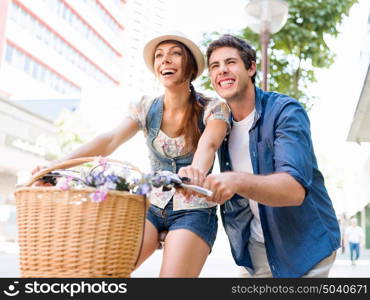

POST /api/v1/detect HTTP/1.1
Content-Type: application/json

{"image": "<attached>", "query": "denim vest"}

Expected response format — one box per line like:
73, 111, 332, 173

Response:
145, 95, 205, 173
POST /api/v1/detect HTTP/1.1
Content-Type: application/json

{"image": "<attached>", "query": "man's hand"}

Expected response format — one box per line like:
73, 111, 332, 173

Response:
204, 173, 238, 204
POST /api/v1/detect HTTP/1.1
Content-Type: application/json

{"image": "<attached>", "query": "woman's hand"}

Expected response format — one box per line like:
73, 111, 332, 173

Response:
177, 166, 206, 198
31, 165, 48, 176
30, 164, 52, 186
178, 166, 206, 187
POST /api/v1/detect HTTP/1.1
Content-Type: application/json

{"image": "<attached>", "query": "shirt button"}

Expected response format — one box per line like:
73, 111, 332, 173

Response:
225, 162, 230, 166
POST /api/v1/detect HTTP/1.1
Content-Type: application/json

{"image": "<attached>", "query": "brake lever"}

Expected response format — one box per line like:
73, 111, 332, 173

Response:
40, 170, 81, 185
179, 183, 213, 197
40, 172, 62, 185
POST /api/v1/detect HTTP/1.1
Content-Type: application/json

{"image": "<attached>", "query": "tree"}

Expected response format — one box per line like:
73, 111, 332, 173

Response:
201, 0, 358, 110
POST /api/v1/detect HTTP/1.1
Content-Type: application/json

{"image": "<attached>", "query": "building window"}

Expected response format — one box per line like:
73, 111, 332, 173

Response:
81, 0, 122, 35
9, 2, 117, 86
23, 56, 31, 73
5, 44, 14, 62
46, 0, 121, 63
12, 47, 25, 70
5, 43, 81, 95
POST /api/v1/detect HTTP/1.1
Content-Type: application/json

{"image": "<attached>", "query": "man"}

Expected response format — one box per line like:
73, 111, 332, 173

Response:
203, 34, 340, 278
345, 217, 364, 265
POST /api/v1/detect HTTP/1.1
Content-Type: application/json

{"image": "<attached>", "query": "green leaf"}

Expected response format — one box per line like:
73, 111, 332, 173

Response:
200, 0, 358, 110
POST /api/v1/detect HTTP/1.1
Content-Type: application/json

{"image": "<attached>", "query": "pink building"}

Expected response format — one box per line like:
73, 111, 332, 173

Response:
0, 0, 126, 99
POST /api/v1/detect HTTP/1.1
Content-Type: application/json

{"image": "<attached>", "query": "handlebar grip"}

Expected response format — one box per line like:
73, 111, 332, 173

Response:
181, 184, 213, 197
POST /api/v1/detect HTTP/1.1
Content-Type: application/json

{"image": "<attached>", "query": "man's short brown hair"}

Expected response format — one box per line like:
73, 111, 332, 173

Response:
206, 34, 257, 84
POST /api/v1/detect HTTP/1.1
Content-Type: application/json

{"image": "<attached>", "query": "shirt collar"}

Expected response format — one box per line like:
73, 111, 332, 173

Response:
227, 86, 264, 132
251, 86, 263, 129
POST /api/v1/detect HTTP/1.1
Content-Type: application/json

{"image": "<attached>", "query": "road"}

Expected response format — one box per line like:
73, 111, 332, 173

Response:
1, 228, 369, 278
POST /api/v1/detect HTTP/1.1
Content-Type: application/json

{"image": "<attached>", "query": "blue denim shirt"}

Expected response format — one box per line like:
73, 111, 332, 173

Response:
218, 87, 340, 278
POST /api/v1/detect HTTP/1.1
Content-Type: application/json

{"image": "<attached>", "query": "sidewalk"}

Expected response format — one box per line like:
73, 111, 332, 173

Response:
132, 228, 370, 278
1, 228, 370, 278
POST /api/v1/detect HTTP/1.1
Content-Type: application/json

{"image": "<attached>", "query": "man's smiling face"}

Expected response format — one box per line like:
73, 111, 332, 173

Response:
208, 46, 255, 102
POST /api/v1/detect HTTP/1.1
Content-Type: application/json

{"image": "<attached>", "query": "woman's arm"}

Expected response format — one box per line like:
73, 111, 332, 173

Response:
178, 119, 227, 187
63, 118, 139, 159
32, 118, 139, 174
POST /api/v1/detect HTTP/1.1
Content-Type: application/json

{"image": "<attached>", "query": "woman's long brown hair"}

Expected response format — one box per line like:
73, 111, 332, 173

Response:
157, 40, 208, 153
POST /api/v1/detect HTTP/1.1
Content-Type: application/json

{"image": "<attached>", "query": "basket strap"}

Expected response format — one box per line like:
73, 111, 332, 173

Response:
25, 156, 142, 187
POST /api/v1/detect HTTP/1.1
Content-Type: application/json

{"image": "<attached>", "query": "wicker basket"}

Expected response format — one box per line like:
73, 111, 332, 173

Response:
14, 157, 149, 278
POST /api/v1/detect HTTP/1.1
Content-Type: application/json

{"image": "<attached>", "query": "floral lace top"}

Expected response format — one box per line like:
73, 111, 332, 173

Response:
128, 95, 231, 210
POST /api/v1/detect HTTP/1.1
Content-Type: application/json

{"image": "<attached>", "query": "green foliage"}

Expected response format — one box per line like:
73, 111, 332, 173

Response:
201, 0, 358, 110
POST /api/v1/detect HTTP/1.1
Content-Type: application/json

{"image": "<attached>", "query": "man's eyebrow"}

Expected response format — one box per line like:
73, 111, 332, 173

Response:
225, 57, 238, 61
209, 56, 238, 66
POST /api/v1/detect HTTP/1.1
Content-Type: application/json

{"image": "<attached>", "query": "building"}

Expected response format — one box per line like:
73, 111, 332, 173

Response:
0, 0, 128, 196
0, 0, 169, 196
346, 12, 370, 248
76, 0, 168, 173
0, 0, 128, 207
0, 96, 58, 202
346, 64, 370, 248
121, 0, 167, 96
0, 0, 126, 99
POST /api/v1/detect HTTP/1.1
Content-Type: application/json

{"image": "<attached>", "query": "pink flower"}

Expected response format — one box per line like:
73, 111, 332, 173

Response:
99, 157, 108, 171
56, 176, 72, 191
89, 188, 108, 203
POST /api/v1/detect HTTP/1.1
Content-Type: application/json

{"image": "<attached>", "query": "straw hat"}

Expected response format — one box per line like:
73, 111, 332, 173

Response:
143, 31, 205, 79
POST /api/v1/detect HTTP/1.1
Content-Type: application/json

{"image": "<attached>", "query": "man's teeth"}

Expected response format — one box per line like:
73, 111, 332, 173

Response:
220, 80, 234, 87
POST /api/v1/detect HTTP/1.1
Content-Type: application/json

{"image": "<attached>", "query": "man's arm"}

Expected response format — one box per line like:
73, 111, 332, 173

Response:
204, 171, 305, 206
205, 99, 312, 207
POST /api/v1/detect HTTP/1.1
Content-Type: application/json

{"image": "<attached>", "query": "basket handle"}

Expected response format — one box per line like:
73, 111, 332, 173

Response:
25, 156, 142, 187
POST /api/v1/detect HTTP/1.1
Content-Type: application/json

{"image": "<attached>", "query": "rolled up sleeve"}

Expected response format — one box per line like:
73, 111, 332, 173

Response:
273, 101, 313, 194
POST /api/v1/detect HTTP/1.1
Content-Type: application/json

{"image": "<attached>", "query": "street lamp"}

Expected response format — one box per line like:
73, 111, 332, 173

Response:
244, 0, 289, 91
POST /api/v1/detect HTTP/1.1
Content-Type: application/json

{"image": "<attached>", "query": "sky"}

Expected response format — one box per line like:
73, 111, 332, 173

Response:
165, 0, 248, 43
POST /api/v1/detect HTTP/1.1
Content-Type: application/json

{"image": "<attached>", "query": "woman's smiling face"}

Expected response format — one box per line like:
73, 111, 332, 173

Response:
154, 42, 185, 87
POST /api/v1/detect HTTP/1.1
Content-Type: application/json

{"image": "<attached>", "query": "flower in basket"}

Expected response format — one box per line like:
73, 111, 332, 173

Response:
48, 157, 152, 202
46, 158, 184, 203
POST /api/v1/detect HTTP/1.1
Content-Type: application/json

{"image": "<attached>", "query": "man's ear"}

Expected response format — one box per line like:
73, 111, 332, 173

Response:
247, 61, 257, 77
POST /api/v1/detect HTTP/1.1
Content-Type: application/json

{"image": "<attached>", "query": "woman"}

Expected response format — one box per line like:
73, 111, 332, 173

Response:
33, 32, 230, 277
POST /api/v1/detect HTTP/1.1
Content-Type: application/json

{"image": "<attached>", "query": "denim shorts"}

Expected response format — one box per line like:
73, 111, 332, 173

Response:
146, 199, 218, 250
